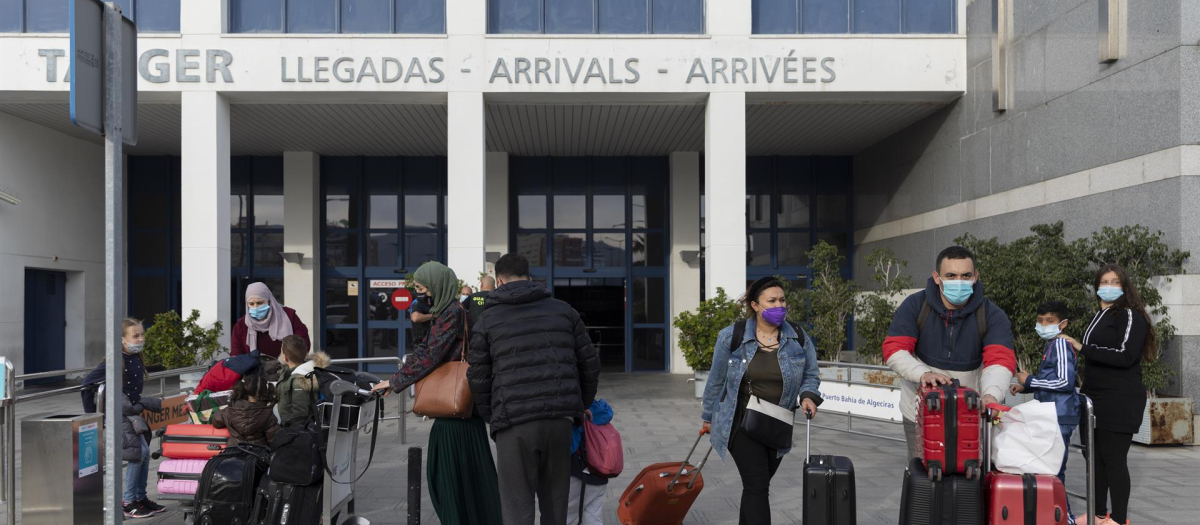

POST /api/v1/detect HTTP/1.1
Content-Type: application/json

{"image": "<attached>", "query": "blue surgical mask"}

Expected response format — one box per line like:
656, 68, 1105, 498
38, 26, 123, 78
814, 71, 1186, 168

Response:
460, 294, 469, 302
1035, 323, 1062, 340
1097, 286, 1123, 303
940, 280, 974, 306
249, 304, 270, 320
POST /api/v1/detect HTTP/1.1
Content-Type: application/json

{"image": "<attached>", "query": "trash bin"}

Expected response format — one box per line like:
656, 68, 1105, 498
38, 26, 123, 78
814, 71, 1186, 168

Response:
22, 413, 103, 525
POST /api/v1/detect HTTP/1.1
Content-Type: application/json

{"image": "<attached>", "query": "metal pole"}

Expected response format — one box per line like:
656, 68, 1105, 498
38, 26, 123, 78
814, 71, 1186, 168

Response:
102, 4, 125, 525
1086, 396, 1096, 525
399, 389, 407, 445
1, 358, 14, 525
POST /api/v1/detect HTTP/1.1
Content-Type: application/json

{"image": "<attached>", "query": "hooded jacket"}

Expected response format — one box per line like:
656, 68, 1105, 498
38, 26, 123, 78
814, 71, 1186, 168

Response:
1024, 337, 1081, 426
276, 351, 331, 424
883, 278, 1016, 421
466, 280, 602, 438
212, 399, 280, 447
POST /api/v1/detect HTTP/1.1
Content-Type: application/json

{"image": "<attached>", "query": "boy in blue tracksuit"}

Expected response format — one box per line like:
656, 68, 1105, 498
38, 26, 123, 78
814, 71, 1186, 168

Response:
1011, 300, 1080, 524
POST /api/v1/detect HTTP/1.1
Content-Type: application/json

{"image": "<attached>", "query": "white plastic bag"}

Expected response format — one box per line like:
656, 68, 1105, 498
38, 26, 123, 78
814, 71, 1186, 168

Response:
991, 400, 1065, 475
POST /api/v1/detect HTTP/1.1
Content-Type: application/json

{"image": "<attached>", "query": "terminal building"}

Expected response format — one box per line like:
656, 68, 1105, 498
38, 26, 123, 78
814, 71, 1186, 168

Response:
0, 0, 1197, 403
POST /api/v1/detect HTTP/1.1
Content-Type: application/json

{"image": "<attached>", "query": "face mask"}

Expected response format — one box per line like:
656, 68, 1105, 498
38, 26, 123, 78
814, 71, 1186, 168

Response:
460, 294, 469, 302
1035, 323, 1062, 341
249, 304, 270, 320
1097, 286, 1123, 303
760, 307, 788, 327
125, 342, 144, 354
940, 280, 974, 306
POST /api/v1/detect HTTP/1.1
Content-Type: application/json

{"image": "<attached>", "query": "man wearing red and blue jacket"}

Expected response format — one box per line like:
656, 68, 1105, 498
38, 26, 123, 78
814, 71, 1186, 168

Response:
883, 246, 1017, 460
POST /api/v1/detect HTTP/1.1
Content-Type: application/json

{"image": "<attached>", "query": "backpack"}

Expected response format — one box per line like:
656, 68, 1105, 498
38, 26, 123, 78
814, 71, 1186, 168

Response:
268, 416, 323, 486
581, 419, 624, 478
194, 444, 272, 525
915, 301, 988, 341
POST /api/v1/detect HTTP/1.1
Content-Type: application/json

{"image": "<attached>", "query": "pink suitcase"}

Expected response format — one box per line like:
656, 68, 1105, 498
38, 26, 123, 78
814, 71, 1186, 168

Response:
156, 458, 207, 496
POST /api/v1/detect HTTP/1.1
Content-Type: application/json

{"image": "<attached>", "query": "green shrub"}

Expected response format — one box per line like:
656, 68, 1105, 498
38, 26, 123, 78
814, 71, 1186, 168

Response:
142, 309, 225, 370
788, 241, 858, 362
854, 248, 913, 365
673, 288, 743, 371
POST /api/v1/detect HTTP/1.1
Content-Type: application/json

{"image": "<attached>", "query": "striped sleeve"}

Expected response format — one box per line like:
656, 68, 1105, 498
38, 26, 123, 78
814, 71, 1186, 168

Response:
1028, 339, 1072, 392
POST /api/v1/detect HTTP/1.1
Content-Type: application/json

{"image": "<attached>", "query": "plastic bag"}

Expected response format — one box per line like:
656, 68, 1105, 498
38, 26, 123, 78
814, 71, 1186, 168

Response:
991, 400, 1065, 475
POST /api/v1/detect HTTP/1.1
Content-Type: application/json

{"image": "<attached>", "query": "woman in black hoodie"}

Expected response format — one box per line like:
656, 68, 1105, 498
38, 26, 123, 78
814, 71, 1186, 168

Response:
1059, 264, 1153, 525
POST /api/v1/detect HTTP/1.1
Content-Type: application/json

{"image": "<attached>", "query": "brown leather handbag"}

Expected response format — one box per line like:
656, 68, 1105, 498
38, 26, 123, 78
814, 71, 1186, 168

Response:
412, 308, 473, 419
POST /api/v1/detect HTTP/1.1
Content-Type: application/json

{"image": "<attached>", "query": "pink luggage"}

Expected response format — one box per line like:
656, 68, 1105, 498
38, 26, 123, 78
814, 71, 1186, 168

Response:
156, 458, 208, 496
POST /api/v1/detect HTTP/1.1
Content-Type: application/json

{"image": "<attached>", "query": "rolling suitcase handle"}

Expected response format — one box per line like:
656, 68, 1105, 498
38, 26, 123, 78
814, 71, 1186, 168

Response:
666, 433, 715, 492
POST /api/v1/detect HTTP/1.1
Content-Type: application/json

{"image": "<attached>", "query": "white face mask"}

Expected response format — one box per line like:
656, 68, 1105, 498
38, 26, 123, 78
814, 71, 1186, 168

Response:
125, 342, 144, 354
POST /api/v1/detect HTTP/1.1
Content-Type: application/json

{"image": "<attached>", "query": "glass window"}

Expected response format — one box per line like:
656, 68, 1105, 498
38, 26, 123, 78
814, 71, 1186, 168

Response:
547, 0, 594, 33
404, 195, 439, 229
592, 195, 625, 229
593, 233, 625, 267
231, 195, 249, 228
367, 328, 399, 358
324, 329, 357, 360
231, 232, 246, 267
778, 194, 810, 228
518, 195, 547, 229
630, 194, 665, 230
325, 230, 359, 267
0, 0, 22, 32
489, 0, 540, 33
288, 0, 336, 32
367, 232, 400, 266
803, 0, 848, 33
554, 195, 586, 229
131, 276, 168, 324
853, 0, 899, 33
652, 0, 703, 34
598, 0, 647, 33
396, 0, 445, 33
778, 232, 810, 266
131, 231, 169, 267
255, 195, 284, 227
633, 328, 666, 371
369, 195, 399, 229
137, 0, 180, 32
26, 0, 67, 32
752, 0, 797, 34
325, 278, 359, 324
903, 0, 953, 33
817, 195, 848, 228
254, 232, 284, 267
230, 0, 283, 32
517, 233, 547, 266
817, 231, 848, 257
747, 195, 771, 228
404, 233, 439, 268
633, 278, 666, 323
748, 232, 771, 266
341, 0, 391, 33
632, 232, 664, 267
554, 233, 586, 267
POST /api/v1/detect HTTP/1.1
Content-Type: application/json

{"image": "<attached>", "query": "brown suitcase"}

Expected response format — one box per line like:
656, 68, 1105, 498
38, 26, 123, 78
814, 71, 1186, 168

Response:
616, 433, 714, 525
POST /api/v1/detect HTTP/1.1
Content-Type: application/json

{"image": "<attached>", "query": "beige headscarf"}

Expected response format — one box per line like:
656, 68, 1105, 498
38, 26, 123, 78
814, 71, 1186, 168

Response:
244, 282, 292, 351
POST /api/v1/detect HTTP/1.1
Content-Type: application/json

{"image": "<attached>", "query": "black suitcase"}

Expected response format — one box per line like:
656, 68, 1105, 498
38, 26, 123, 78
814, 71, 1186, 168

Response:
193, 444, 272, 525
898, 457, 983, 525
802, 415, 856, 525
252, 478, 322, 525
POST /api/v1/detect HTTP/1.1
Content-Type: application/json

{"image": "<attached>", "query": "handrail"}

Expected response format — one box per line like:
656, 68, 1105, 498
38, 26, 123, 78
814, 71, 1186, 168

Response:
16, 366, 95, 381
14, 364, 210, 403
329, 357, 410, 445
816, 360, 890, 371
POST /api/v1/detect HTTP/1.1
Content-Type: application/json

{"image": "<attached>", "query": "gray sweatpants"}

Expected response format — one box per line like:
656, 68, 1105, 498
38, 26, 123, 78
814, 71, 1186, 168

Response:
495, 418, 574, 525
903, 418, 919, 461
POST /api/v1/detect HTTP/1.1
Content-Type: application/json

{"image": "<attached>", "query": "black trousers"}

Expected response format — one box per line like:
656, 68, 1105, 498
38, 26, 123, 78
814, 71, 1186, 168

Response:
494, 418, 573, 525
1093, 429, 1134, 523
728, 430, 784, 525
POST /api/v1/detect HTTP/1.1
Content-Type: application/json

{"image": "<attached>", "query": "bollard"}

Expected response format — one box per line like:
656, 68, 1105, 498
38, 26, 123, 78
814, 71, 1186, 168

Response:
407, 447, 422, 525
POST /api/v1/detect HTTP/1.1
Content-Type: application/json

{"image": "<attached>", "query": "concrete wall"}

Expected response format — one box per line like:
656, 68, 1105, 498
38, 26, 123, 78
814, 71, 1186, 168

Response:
0, 111, 107, 373
854, 0, 1200, 406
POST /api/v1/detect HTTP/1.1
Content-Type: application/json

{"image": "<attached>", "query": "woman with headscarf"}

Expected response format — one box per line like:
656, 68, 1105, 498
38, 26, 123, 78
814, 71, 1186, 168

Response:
369, 261, 503, 524
230, 282, 310, 359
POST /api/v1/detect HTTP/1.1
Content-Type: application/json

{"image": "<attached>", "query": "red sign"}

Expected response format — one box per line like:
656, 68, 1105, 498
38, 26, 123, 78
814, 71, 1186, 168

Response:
391, 288, 413, 309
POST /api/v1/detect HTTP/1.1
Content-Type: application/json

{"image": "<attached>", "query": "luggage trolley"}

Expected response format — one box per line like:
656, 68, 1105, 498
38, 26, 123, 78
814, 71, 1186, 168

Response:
321, 379, 384, 525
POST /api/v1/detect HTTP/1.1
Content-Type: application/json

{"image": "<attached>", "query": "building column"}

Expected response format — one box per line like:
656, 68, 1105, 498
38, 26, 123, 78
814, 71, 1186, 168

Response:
704, 93, 747, 301
181, 92, 231, 349
446, 92, 487, 283
670, 152, 701, 374
180, 0, 225, 34
283, 152, 321, 339
484, 151, 509, 266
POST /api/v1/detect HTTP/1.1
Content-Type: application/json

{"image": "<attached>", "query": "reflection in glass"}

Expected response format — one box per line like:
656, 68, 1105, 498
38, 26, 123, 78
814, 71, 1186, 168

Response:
367, 232, 399, 266
778, 232, 810, 266
547, 0, 594, 33
554, 233, 586, 267
405, 195, 439, 229
254, 232, 284, 267
631, 232, 665, 267
367, 286, 400, 320
489, 0, 540, 33
231, 232, 246, 267
599, 0, 647, 33
518, 195, 547, 229
25, 0, 68, 32
748, 232, 771, 266
368, 328, 400, 357
324, 329, 357, 360
325, 279, 359, 325
817, 195, 848, 229
747, 195, 771, 228
554, 195, 586, 229
633, 278, 666, 323
369, 195, 399, 229
593, 233, 625, 267
817, 232, 849, 257
633, 328, 666, 371
752, 0, 798, 34
396, 0, 446, 33
803, 0, 849, 33
903, 0, 953, 34
326, 194, 354, 228
651, 0, 703, 34
404, 233, 438, 268
853, 0, 900, 33
778, 194, 811, 228
517, 234, 547, 266
254, 195, 285, 227
137, 0, 181, 32
287, 0, 337, 33
325, 230, 359, 267
231, 195, 248, 228
593, 195, 625, 229
229, 0, 284, 33
341, 0, 391, 33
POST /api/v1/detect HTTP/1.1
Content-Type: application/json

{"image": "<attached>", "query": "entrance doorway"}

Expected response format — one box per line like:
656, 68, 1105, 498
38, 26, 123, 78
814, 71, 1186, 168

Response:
24, 269, 66, 385
510, 157, 670, 372
553, 278, 625, 372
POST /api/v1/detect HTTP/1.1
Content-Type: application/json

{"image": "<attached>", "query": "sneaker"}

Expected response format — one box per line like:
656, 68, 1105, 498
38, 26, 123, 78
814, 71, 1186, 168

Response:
123, 502, 154, 519
1076, 515, 1115, 525
138, 498, 167, 514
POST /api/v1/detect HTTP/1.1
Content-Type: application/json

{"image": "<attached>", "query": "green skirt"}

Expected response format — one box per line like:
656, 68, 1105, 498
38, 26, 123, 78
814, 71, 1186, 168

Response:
427, 416, 504, 525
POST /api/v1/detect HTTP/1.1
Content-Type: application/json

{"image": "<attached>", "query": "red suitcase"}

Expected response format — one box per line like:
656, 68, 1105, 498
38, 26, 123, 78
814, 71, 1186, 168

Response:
616, 433, 713, 525
155, 424, 229, 459
917, 379, 982, 480
985, 472, 1069, 525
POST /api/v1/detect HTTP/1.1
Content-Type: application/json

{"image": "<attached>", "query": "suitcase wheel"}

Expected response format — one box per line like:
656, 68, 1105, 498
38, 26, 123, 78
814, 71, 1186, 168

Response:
965, 393, 980, 411
965, 464, 979, 480
927, 465, 942, 482
925, 395, 941, 413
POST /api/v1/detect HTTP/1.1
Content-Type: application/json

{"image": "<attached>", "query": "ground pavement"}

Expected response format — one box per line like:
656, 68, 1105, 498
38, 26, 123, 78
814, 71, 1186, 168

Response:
4, 373, 1199, 524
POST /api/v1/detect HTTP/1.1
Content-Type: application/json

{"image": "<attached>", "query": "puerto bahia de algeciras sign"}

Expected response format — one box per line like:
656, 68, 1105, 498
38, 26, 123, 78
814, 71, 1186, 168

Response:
35, 48, 837, 85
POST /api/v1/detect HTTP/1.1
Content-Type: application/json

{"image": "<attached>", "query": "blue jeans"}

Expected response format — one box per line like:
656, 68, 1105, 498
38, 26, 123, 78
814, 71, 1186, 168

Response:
1059, 424, 1077, 524
123, 436, 149, 504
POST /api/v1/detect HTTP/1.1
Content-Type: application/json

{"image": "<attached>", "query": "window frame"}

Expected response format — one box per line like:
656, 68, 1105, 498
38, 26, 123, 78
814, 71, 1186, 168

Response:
750, 0, 956, 35
488, 0, 705, 35
228, 0, 446, 34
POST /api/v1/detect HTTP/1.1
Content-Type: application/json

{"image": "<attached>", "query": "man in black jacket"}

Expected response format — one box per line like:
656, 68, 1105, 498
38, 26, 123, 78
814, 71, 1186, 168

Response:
467, 253, 601, 525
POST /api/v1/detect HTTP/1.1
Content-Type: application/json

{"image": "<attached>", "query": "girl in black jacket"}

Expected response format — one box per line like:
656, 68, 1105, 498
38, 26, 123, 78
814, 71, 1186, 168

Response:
1059, 264, 1154, 525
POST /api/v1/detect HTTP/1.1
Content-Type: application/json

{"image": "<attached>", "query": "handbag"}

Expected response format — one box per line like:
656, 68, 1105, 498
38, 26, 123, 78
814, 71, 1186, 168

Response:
411, 305, 473, 419
740, 393, 796, 450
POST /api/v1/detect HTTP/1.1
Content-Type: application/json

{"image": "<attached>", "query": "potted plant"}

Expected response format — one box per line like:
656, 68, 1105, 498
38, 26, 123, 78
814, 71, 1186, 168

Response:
674, 288, 743, 398
854, 248, 911, 386
143, 309, 225, 389
1134, 352, 1195, 445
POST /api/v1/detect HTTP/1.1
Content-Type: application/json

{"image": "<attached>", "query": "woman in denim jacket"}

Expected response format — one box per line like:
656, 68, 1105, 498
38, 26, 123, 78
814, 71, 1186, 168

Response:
700, 276, 823, 525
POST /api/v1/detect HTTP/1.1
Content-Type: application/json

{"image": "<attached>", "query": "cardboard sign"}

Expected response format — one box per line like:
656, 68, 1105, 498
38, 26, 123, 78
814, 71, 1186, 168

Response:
142, 393, 190, 432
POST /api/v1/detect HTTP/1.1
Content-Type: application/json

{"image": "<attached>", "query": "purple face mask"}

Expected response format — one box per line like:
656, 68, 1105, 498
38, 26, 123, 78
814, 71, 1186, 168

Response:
761, 306, 788, 326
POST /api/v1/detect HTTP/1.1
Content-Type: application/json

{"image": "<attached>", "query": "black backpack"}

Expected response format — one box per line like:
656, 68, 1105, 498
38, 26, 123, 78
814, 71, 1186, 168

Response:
307, 366, 379, 406
729, 319, 806, 354
194, 444, 272, 525
268, 416, 324, 486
